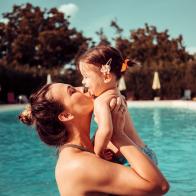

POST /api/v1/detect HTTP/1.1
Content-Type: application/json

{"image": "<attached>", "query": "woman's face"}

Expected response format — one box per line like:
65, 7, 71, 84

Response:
50, 83, 93, 116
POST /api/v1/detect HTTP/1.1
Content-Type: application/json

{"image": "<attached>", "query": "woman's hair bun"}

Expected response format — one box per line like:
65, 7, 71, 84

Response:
18, 105, 34, 126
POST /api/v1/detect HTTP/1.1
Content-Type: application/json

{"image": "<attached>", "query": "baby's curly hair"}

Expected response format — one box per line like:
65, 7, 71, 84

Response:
18, 84, 68, 147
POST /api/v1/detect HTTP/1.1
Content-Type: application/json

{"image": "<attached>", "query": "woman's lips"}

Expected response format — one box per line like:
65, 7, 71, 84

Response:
77, 86, 94, 98
81, 86, 92, 97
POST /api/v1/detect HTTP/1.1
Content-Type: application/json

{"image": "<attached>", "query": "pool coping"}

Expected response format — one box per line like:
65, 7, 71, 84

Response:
0, 101, 196, 111
0, 104, 27, 112
127, 100, 196, 110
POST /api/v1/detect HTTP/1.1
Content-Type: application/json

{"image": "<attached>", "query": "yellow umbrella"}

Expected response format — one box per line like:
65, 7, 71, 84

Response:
118, 76, 127, 91
152, 71, 161, 90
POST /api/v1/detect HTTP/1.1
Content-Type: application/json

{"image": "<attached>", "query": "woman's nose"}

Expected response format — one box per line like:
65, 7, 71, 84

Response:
75, 86, 83, 93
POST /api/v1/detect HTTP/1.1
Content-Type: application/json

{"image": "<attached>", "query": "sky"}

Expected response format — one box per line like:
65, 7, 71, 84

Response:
0, 0, 196, 54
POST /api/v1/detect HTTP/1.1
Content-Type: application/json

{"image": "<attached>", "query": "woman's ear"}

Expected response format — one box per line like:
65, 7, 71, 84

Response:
58, 112, 74, 122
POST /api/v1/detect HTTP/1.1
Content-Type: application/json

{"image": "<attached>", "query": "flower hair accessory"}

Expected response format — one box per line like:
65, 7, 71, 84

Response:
101, 58, 112, 75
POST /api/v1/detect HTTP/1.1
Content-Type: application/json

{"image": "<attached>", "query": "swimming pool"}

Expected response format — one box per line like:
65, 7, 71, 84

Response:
0, 106, 196, 195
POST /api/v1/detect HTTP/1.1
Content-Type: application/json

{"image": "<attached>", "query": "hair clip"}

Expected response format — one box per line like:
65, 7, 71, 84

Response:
121, 59, 141, 72
100, 58, 112, 75
121, 59, 129, 72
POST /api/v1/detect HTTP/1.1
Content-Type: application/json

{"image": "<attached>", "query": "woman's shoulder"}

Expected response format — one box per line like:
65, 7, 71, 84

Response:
56, 150, 114, 182
55, 150, 140, 195
56, 149, 101, 178
55, 151, 98, 194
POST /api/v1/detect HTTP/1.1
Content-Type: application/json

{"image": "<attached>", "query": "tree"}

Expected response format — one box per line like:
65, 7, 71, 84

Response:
110, 21, 196, 100
112, 23, 193, 68
0, 3, 91, 103
95, 28, 110, 46
0, 3, 90, 75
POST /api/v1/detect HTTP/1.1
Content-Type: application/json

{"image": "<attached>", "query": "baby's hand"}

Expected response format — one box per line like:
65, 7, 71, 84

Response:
102, 149, 115, 161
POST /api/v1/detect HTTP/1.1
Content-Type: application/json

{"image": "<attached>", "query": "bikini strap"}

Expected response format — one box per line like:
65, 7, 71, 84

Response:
63, 144, 94, 154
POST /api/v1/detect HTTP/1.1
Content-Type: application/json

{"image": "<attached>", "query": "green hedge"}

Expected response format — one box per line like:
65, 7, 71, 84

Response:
125, 61, 196, 100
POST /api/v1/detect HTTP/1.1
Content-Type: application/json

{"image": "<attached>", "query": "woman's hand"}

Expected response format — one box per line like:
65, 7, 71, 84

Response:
110, 97, 126, 147
102, 149, 115, 161
109, 95, 127, 111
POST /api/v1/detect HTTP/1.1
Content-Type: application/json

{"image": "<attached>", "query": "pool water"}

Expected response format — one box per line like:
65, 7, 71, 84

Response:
0, 107, 196, 196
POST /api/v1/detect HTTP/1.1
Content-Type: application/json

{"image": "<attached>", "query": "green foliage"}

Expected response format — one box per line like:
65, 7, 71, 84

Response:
0, 65, 82, 103
0, 3, 90, 74
95, 28, 110, 46
110, 21, 195, 99
0, 4, 196, 101
0, 3, 87, 102
112, 23, 193, 67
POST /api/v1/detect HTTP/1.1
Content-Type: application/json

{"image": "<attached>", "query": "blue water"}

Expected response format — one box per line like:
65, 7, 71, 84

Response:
0, 107, 196, 196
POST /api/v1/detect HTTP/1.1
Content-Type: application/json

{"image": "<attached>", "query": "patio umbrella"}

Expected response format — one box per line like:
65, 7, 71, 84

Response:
46, 74, 52, 84
152, 71, 161, 90
118, 76, 127, 91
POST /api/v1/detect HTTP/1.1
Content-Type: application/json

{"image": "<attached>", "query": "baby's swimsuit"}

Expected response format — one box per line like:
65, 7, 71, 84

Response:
112, 145, 158, 166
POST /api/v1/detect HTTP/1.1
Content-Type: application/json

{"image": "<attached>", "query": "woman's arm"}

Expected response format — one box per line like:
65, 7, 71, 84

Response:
124, 109, 146, 147
72, 99, 169, 195
111, 100, 169, 194
108, 96, 158, 165
73, 149, 168, 196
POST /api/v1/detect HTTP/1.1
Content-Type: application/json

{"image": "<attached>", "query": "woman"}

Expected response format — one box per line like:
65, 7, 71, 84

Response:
19, 83, 169, 195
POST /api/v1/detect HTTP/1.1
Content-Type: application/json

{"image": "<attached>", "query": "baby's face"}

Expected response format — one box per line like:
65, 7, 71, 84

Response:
79, 62, 105, 97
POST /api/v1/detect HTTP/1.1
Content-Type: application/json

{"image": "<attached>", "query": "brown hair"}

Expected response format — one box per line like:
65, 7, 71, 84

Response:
19, 84, 68, 147
78, 45, 135, 80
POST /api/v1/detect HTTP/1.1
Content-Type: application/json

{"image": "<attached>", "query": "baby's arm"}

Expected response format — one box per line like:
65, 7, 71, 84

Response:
94, 101, 113, 157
